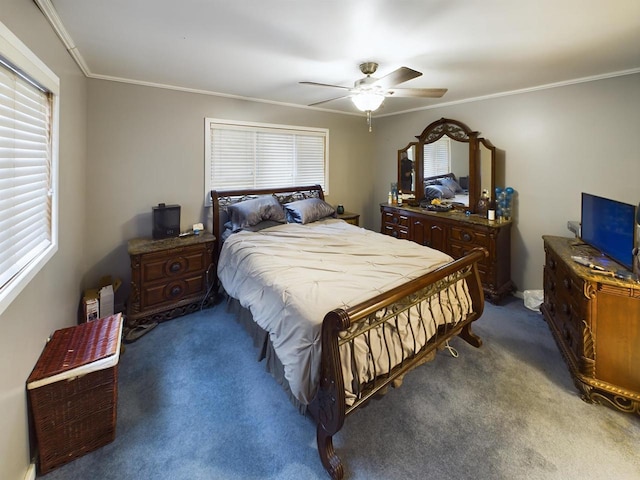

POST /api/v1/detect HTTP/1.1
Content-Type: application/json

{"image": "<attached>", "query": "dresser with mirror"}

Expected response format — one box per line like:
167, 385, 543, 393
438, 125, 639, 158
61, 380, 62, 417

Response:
382, 118, 514, 303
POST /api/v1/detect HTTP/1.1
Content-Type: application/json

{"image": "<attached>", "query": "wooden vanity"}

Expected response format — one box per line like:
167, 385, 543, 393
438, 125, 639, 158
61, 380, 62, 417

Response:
541, 235, 640, 415
388, 118, 513, 303
381, 204, 513, 303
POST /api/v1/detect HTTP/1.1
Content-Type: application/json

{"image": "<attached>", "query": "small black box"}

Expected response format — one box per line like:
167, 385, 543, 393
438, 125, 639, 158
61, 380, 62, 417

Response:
152, 203, 181, 239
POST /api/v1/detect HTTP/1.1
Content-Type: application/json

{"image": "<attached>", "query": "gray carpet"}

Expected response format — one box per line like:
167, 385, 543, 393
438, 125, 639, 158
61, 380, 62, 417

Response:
41, 297, 640, 479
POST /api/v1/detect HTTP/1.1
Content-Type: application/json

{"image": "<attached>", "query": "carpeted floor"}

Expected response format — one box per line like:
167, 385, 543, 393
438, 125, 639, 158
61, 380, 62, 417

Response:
41, 297, 640, 479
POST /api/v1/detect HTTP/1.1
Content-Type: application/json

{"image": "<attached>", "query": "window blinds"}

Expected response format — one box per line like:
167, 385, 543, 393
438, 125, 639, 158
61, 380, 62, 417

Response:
0, 61, 52, 290
206, 120, 327, 204
423, 137, 451, 177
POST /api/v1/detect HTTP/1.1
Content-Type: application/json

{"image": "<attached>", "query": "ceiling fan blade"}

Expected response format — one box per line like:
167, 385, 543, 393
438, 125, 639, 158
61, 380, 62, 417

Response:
308, 95, 351, 107
373, 67, 422, 89
388, 87, 448, 98
300, 81, 351, 90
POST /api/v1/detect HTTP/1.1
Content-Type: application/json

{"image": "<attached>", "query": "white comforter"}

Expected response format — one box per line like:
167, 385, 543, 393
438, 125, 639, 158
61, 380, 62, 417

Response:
217, 218, 457, 405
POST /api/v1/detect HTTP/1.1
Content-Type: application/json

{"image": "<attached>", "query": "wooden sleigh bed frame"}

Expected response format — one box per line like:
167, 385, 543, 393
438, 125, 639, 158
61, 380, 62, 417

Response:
211, 185, 487, 479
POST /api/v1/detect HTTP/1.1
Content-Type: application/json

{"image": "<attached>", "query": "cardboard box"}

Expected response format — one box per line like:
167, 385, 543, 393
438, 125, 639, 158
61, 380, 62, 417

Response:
82, 276, 122, 322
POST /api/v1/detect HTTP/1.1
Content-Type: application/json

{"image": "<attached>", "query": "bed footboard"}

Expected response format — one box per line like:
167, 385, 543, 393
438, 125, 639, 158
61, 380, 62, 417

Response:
309, 247, 487, 480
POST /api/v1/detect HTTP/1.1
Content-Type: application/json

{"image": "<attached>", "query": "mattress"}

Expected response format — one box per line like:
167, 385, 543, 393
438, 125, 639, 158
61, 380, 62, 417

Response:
217, 218, 470, 405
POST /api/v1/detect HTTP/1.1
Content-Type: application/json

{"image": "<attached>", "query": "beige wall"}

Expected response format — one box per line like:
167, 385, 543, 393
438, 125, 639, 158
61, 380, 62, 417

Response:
372, 73, 640, 292
0, 2, 88, 480
1, 4, 638, 478
85, 80, 375, 305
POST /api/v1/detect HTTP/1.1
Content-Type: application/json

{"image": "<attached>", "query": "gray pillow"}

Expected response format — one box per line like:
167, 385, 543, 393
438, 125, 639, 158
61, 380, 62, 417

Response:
227, 195, 285, 232
440, 177, 464, 193
284, 198, 336, 224
425, 184, 455, 200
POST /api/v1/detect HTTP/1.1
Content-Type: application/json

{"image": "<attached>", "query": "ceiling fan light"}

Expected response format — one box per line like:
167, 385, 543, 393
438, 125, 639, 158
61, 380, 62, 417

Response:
351, 92, 385, 112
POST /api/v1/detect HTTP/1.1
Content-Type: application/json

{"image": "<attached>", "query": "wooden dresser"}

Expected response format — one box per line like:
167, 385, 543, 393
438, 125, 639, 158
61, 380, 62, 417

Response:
380, 204, 513, 302
541, 235, 640, 415
127, 232, 216, 327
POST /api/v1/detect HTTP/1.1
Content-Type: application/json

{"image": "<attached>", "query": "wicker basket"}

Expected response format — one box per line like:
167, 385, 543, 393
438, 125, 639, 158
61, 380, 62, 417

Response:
27, 314, 123, 474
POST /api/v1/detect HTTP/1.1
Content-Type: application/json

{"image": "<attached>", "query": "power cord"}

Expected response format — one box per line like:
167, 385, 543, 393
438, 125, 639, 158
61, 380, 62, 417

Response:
444, 340, 459, 358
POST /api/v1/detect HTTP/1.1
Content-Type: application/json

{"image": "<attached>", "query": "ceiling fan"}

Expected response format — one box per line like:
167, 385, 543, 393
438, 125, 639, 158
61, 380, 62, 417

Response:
300, 62, 447, 129
301, 62, 446, 130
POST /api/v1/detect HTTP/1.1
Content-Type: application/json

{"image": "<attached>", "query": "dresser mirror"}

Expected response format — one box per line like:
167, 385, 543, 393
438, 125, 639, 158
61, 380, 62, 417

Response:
397, 142, 416, 194
409, 117, 497, 214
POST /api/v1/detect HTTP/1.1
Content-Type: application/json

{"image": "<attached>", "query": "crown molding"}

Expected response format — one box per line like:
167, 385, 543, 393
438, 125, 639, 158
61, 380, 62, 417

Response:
35, 0, 640, 120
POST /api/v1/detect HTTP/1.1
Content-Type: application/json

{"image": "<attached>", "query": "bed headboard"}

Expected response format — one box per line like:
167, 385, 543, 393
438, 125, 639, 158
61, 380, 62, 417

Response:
210, 184, 325, 256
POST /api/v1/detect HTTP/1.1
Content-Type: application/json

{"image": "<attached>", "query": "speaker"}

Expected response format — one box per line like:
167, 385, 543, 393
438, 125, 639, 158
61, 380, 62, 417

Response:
152, 203, 181, 239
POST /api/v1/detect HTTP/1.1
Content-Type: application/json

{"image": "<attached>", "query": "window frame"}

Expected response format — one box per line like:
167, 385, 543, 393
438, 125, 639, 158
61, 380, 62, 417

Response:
204, 118, 329, 206
0, 21, 59, 316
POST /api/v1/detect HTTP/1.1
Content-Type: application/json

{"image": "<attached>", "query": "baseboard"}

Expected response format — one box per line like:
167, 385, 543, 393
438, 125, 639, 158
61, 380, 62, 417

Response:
24, 463, 36, 480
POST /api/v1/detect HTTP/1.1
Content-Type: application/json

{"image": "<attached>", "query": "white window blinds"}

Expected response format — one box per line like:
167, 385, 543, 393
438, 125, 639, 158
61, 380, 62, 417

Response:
423, 137, 451, 177
0, 59, 53, 292
205, 119, 328, 205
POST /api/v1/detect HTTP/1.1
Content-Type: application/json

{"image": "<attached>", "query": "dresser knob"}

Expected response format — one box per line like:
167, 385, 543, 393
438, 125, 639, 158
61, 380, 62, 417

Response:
461, 232, 472, 242
392, 217, 399, 224
392, 230, 398, 238
170, 285, 182, 297
548, 259, 556, 270
170, 262, 181, 273
563, 278, 571, 290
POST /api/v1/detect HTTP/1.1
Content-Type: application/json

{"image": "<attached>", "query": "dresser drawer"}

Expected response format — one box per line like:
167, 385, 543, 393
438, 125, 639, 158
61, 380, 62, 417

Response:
141, 274, 207, 309
543, 251, 588, 369
382, 209, 410, 239
449, 226, 490, 248
382, 210, 410, 227
140, 244, 208, 284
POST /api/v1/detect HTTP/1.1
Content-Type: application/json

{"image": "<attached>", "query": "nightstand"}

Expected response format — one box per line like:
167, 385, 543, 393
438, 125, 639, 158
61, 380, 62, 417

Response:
337, 211, 360, 226
127, 232, 216, 327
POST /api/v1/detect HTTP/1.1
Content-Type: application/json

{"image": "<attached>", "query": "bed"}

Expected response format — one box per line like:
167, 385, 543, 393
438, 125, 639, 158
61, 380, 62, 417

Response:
210, 185, 487, 479
423, 172, 469, 206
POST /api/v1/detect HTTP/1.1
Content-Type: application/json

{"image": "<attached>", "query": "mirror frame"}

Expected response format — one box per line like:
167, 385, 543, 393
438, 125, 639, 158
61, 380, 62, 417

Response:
415, 118, 484, 213
397, 142, 417, 195
478, 137, 496, 207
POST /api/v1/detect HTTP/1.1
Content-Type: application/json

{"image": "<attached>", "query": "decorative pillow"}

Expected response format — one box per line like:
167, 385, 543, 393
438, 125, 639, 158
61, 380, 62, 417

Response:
425, 184, 455, 200
227, 195, 285, 232
284, 198, 336, 224
440, 177, 464, 193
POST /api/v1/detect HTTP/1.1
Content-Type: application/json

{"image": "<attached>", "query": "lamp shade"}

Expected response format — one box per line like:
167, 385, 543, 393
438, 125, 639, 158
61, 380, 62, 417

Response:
351, 92, 385, 112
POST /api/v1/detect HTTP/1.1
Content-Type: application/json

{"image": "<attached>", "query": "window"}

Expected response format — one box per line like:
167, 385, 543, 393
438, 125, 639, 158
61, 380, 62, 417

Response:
423, 137, 451, 177
204, 118, 328, 206
0, 22, 59, 315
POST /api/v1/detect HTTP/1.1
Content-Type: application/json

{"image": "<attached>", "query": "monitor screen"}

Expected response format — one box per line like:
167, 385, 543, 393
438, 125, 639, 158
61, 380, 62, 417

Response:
581, 193, 636, 271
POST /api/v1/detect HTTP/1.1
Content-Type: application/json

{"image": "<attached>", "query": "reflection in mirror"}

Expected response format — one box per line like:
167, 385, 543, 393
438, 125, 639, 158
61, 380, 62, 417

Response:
397, 143, 416, 194
420, 124, 473, 208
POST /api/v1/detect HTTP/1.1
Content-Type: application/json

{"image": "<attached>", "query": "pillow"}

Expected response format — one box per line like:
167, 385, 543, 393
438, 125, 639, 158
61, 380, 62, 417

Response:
425, 184, 455, 200
284, 198, 336, 224
227, 195, 285, 232
440, 177, 464, 193
241, 220, 283, 232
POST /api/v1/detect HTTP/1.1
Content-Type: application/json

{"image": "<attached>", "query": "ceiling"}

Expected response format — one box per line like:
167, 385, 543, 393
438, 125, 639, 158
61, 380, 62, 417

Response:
39, 0, 640, 117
